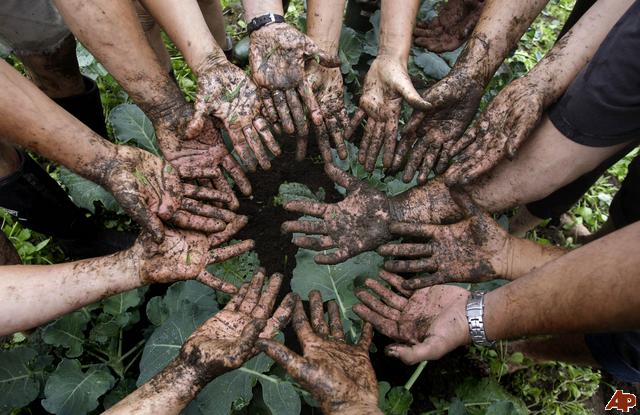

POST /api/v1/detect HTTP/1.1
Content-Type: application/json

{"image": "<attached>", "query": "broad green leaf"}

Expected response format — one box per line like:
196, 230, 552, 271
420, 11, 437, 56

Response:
137, 300, 217, 385
363, 11, 381, 56
455, 378, 527, 415
378, 381, 391, 406
102, 287, 146, 316
448, 398, 468, 415
59, 167, 121, 214
90, 311, 138, 344
274, 182, 325, 206
41, 310, 90, 358
291, 248, 383, 341
185, 353, 274, 415
76, 43, 108, 80
259, 377, 301, 415
413, 50, 451, 80
486, 401, 520, 415
146, 280, 218, 326
42, 359, 114, 415
339, 27, 363, 76
108, 104, 160, 156
380, 386, 413, 415
206, 243, 260, 288
0, 347, 41, 412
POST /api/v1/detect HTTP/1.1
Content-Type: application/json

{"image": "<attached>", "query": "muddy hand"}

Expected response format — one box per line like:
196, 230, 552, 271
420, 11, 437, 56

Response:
444, 77, 545, 185
347, 56, 430, 172
155, 105, 252, 210
138, 224, 255, 294
186, 54, 280, 172
305, 62, 350, 161
176, 269, 297, 384
282, 163, 393, 265
393, 70, 483, 184
257, 293, 380, 415
249, 23, 340, 156
414, 0, 484, 52
381, 192, 511, 288
101, 145, 237, 242
353, 271, 470, 364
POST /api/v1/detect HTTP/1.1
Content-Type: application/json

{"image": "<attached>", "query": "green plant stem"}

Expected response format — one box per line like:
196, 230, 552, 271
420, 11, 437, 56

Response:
119, 339, 146, 363
404, 361, 427, 390
122, 348, 145, 375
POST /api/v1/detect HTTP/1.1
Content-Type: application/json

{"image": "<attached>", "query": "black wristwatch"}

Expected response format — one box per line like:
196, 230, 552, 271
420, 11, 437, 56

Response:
247, 13, 285, 33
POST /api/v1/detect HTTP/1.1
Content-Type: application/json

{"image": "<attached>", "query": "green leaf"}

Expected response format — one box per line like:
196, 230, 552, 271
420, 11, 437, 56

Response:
146, 280, 219, 327
102, 287, 146, 316
90, 311, 138, 344
185, 353, 274, 415
363, 11, 381, 56
486, 401, 520, 415
41, 310, 90, 358
413, 50, 451, 80
108, 104, 160, 156
0, 347, 41, 412
380, 386, 413, 415
274, 182, 326, 206
455, 378, 528, 415
291, 248, 383, 341
102, 378, 137, 410
76, 43, 108, 80
339, 27, 363, 76
206, 244, 260, 288
259, 376, 301, 415
42, 360, 114, 415
448, 398, 468, 415
59, 167, 121, 214
138, 291, 218, 385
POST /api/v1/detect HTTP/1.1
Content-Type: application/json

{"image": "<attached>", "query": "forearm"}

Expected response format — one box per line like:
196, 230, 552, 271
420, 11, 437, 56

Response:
306, 0, 346, 53
138, 0, 226, 71
378, 0, 420, 60
503, 236, 567, 280
330, 402, 383, 415
485, 221, 640, 340
526, 0, 634, 106
0, 247, 142, 335
455, 0, 548, 83
53, 0, 185, 123
242, 0, 284, 20
0, 60, 116, 183
104, 358, 201, 415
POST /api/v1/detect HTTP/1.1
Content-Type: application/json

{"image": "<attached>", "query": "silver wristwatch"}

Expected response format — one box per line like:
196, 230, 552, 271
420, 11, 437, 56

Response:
466, 291, 495, 347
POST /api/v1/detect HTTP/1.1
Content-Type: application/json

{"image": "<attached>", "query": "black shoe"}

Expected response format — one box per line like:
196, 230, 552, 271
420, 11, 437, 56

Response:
0, 151, 136, 259
53, 76, 109, 139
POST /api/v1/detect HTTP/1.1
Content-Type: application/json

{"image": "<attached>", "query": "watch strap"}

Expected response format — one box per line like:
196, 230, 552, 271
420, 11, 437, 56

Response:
466, 291, 496, 347
247, 13, 285, 33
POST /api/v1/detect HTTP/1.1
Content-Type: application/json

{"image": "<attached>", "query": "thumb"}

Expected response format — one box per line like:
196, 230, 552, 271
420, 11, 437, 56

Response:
304, 37, 340, 68
393, 73, 432, 111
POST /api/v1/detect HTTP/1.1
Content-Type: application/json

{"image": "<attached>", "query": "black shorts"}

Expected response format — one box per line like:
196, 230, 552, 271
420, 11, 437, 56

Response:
548, 0, 640, 147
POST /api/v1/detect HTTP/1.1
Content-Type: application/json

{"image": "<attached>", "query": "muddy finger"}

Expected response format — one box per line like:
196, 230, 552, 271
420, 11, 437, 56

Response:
196, 270, 238, 294
239, 268, 266, 313
171, 210, 225, 233
209, 239, 255, 263
292, 235, 334, 251
364, 279, 407, 310
327, 300, 345, 341
352, 304, 398, 340
286, 90, 309, 137
253, 273, 284, 319
308, 290, 330, 338
281, 220, 328, 235
272, 90, 295, 135
377, 243, 433, 258
378, 270, 415, 297
356, 290, 401, 320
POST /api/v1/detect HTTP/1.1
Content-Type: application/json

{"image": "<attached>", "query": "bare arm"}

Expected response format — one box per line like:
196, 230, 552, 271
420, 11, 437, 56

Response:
486, 221, 640, 340
242, 0, 284, 20
0, 59, 116, 183
306, 0, 345, 53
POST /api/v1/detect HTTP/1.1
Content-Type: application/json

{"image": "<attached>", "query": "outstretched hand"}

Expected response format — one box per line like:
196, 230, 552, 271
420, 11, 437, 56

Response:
155, 106, 252, 210
257, 292, 380, 415
392, 70, 484, 184
101, 145, 235, 242
347, 56, 431, 171
281, 163, 393, 264
379, 192, 510, 289
187, 55, 281, 172
249, 22, 341, 161
353, 270, 470, 364
137, 215, 253, 293
177, 269, 297, 384
414, 0, 484, 52
444, 77, 545, 185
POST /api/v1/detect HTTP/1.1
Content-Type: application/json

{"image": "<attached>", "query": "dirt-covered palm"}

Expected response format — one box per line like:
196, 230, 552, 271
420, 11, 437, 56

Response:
137, 217, 254, 293
414, 0, 484, 52
347, 56, 430, 172
393, 70, 484, 184
444, 77, 546, 185
178, 269, 297, 383
257, 292, 380, 415
381, 192, 510, 288
155, 108, 252, 210
305, 63, 350, 161
281, 163, 393, 265
101, 145, 233, 242
353, 270, 470, 364
249, 22, 340, 145
186, 55, 280, 172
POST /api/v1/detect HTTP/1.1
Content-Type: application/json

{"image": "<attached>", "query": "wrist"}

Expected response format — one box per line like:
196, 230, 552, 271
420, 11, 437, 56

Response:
149, 358, 203, 403
452, 34, 496, 85
506, 237, 567, 280
243, 1, 284, 21
326, 400, 382, 415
